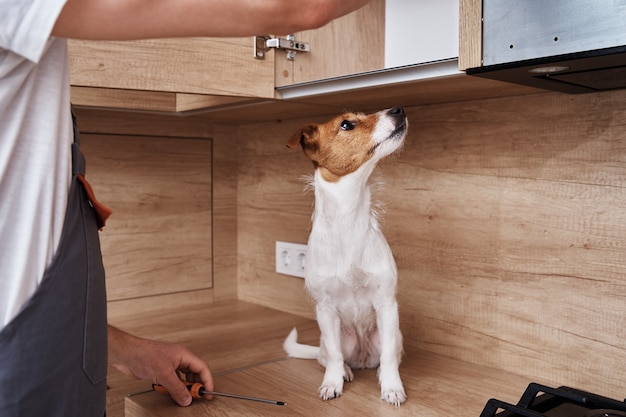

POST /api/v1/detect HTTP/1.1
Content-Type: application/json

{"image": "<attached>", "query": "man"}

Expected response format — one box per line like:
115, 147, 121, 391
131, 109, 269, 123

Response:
0, 1, 371, 415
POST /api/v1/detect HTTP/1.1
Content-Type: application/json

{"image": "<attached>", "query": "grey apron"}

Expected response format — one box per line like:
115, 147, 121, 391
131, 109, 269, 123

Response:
0, 113, 109, 416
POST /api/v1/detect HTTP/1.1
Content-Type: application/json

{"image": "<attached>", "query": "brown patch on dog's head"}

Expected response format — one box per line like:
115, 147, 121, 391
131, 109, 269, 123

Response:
286, 111, 384, 182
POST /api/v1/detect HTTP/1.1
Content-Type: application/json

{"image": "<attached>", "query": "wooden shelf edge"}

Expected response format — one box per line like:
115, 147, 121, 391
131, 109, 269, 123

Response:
71, 86, 264, 114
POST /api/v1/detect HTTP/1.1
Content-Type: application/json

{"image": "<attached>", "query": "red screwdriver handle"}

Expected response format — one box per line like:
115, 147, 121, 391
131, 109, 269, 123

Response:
152, 381, 206, 399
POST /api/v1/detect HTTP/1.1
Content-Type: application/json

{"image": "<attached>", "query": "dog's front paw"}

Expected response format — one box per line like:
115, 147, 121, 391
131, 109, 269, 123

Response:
381, 387, 407, 406
319, 383, 343, 400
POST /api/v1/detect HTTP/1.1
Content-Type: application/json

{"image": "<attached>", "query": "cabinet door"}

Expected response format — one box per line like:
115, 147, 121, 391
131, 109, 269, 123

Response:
275, 0, 461, 88
275, 0, 385, 87
70, 37, 275, 98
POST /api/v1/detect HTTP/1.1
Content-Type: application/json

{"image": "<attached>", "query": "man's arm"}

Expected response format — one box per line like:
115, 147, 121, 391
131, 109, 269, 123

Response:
52, 0, 371, 40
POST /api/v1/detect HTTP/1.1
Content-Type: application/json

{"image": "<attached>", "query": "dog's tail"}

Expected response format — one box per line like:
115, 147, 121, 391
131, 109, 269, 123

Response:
283, 327, 319, 359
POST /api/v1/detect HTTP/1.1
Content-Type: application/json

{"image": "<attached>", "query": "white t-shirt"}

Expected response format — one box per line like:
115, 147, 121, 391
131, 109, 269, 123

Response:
0, 0, 72, 327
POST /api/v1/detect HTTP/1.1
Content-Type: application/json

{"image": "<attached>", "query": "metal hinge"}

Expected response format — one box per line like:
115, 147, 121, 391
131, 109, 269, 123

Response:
254, 35, 310, 61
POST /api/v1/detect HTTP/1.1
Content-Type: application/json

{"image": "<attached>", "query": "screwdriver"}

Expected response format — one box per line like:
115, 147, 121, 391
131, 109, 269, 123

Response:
152, 381, 286, 406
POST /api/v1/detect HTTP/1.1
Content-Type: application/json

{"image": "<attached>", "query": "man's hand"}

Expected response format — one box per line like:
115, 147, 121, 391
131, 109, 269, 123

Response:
108, 325, 213, 406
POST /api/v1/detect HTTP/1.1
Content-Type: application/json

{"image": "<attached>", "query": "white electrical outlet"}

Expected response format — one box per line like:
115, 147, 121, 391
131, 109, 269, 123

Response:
275, 241, 307, 278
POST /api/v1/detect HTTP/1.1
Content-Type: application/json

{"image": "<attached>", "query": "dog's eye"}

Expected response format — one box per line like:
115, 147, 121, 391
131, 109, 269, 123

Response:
340, 120, 355, 131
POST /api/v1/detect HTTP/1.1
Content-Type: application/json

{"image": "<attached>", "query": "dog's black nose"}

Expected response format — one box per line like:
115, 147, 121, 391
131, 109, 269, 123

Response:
388, 107, 405, 118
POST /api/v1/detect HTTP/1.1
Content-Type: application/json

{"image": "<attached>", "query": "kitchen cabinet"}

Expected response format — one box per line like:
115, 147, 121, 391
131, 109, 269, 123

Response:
68, 1, 385, 113
69, 37, 274, 112
275, 0, 459, 87
271, 0, 540, 117
70, 0, 540, 117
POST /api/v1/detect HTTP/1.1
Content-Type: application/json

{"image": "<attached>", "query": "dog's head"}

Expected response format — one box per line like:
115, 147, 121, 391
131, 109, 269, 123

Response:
287, 107, 407, 182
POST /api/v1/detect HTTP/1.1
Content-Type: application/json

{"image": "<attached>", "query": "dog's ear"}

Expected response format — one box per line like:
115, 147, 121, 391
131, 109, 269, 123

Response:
287, 124, 318, 150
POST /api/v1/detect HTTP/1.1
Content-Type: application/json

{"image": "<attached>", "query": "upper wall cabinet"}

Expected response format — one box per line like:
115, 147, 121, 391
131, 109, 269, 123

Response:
275, 0, 459, 88
70, 38, 274, 97
69, 37, 276, 112
72, 0, 527, 116
274, 0, 536, 115
68, 1, 389, 112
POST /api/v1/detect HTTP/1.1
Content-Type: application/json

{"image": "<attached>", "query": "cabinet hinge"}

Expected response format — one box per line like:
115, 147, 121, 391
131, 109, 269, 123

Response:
254, 35, 310, 61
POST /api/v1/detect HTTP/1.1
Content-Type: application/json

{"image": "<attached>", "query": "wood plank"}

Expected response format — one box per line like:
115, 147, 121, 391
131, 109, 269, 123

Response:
69, 37, 275, 97
74, 107, 214, 137
459, 0, 483, 70
211, 125, 239, 301
175, 94, 256, 113
71, 86, 179, 112
80, 134, 212, 301
71, 87, 260, 113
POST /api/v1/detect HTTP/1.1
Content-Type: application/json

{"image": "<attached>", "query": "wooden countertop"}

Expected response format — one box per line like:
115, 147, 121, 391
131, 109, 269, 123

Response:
107, 299, 542, 417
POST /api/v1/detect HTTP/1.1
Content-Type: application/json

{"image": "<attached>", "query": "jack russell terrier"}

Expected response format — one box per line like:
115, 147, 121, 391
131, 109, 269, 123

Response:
283, 107, 408, 406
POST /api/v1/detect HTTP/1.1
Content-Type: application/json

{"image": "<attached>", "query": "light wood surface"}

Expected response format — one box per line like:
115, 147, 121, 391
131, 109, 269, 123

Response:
106, 300, 320, 417
235, 88, 626, 401
123, 300, 535, 417
80, 134, 213, 302
74, 108, 239, 308
69, 37, 275, 97
71, 86, 260, 113
210, 124, 240, 301
275, 0, 385, 88
459, 0, 483, 70
74, 107, 215, 138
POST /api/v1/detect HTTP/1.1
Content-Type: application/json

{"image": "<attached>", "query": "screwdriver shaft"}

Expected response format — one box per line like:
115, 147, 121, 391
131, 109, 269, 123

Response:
149, 382, 286, 406
204, 390, 286, 406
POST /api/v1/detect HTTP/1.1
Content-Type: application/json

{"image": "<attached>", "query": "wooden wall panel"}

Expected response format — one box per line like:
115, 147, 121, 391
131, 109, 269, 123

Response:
211, 126, 239, 301
236, 118, 320, 318
75, 109, 239, 317
236, 89, 626, 399
81, 134, 213, 301
385, 90, 626, 399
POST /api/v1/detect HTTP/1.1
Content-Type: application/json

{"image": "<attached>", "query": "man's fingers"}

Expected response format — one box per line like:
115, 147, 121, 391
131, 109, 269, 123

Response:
160, 376, 192, 406
180, 353, 214, 393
